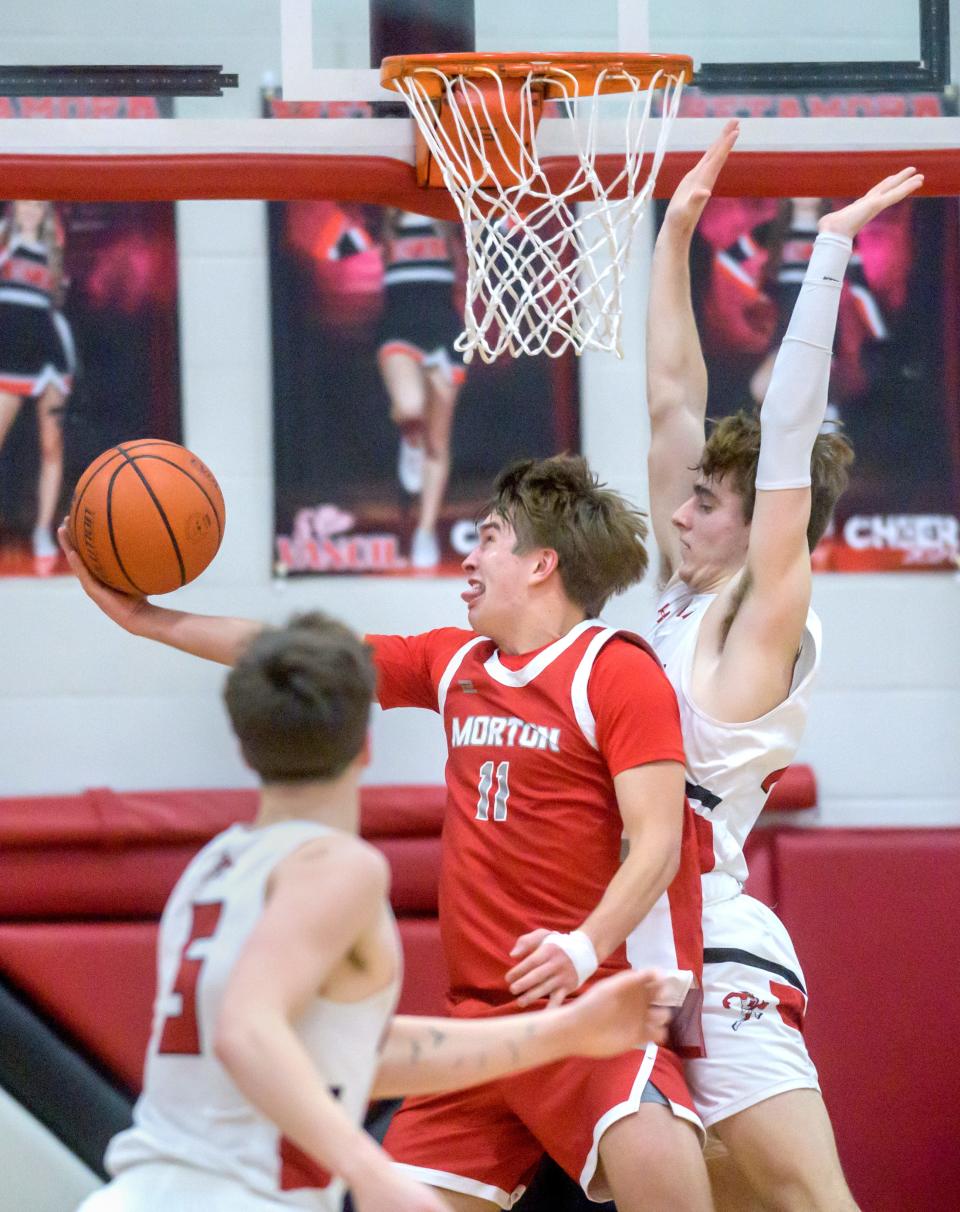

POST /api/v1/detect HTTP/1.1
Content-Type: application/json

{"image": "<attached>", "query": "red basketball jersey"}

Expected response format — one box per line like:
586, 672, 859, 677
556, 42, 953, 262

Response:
370, 620, 703, 1012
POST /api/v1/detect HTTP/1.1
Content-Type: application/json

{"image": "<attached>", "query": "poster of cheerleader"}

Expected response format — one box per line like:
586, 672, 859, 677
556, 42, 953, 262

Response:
0, 98, 180, 578
677, 193, 960, 572
267, 197, 579, 577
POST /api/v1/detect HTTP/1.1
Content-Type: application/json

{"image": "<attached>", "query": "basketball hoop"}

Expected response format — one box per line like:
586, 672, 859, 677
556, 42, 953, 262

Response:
381, 51, 692, 361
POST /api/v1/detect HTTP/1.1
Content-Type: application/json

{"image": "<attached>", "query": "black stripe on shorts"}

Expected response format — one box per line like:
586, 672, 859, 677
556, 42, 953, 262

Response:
703, 947, 807, 995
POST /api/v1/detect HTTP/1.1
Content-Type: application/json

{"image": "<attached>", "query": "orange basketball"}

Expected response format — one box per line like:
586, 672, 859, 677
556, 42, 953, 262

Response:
69, 440, 226, 595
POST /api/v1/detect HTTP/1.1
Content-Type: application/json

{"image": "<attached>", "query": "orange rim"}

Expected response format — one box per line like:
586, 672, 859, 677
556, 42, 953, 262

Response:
381, 51, 693, 98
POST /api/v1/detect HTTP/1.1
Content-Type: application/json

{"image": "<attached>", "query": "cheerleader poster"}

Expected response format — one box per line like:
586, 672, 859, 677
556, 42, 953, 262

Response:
677, 194, 960, 572
267, 197, 579, 578
0, 101, 181, 579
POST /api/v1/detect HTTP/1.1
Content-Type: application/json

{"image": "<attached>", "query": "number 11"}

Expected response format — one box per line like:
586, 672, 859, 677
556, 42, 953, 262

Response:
476, 760, 510, 821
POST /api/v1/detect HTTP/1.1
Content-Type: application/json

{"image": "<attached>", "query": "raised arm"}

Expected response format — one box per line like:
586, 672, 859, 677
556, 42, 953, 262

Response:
646, 122, 739, 581
59, 520, 263, 665
720, 168, 924, 707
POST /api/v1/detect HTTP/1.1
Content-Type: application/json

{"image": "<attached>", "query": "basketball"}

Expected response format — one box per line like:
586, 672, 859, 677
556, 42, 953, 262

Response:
68, 440, 226, 595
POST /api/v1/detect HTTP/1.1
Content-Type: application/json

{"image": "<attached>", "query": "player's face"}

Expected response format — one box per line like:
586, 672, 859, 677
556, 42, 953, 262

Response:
671, 475, 751, 591
461, 514, 538, 642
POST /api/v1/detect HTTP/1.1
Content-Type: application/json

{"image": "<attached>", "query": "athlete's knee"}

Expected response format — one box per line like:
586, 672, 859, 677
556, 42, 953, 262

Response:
599, 1111, 711, 1212
422, 432, 450, 462
743, 1157, 858, 1212
390, 393, 426, 425
39, 426, 63, 460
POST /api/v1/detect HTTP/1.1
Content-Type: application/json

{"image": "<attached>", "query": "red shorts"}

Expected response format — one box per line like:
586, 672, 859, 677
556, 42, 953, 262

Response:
384, 1042, 701, 1208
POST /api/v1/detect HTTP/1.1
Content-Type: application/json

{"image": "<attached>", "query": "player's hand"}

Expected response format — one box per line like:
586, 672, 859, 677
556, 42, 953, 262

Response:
507, 928, 579, 1008
565, 970, 670, 1057
660, 119, 739, 237
57, 520, 153, 634
351, 1165, 450, 1212
818, 167, 924, 239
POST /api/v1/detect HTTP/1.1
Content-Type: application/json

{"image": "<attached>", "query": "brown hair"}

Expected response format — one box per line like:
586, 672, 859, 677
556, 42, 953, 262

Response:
484, 454, 648, 616
698, 410, 854, 550
223, 612, 375, 784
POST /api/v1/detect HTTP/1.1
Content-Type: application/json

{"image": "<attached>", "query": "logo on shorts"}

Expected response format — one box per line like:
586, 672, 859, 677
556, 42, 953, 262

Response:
723, 991, 769, 1030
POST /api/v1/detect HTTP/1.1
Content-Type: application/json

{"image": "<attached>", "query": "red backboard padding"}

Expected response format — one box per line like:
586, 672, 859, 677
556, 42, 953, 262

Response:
3, 150, 960, 206
772, 829, 960, 1212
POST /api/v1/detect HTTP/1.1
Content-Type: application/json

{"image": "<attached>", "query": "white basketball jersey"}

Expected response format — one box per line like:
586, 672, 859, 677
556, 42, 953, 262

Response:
106, 819, 400, 1210
647, 579, 820, 884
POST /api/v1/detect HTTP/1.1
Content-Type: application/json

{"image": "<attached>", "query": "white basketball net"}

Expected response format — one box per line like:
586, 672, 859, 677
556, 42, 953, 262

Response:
392, 63, 685, 361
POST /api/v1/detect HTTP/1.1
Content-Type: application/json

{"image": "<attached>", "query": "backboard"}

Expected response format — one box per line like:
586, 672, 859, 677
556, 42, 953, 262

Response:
0, 0, 957, 202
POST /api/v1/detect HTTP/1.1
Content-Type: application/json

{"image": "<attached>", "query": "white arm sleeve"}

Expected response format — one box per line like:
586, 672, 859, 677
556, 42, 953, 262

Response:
755, 231, 854, 491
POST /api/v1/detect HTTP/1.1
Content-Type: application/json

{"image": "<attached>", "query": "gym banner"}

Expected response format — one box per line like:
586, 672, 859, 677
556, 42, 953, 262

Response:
266, 199, 579, 579
0, 97, 181, 579
673, 194, 960, 572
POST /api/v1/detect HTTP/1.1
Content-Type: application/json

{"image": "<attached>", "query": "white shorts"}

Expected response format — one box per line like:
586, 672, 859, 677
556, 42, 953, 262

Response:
686, 879, 820, 1131
76, 1161, 336, 1211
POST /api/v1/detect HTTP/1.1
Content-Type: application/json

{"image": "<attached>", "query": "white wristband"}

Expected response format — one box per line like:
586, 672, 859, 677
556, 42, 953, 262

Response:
543, 930, 599, 988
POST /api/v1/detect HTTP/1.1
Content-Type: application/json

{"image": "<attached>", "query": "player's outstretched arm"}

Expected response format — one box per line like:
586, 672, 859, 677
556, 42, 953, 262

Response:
214, 837, 448, 1212
372, 969, 668, 1100
647, 121, 739, 582
58, 521, 262, 666
722, 168, 924, 707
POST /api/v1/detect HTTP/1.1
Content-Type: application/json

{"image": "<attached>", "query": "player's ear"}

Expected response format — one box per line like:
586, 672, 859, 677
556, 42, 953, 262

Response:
529, 547, 559, 584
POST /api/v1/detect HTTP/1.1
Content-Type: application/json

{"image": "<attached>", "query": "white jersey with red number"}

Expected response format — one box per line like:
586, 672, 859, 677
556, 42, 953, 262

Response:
105, 820, 400, 1210
370, 619, 703, 1013
646, 580, 820, 884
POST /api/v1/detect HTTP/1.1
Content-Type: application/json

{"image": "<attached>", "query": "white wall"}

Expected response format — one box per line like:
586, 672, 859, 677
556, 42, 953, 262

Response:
0, 1, 958, 827
0, 1087, 101, 1212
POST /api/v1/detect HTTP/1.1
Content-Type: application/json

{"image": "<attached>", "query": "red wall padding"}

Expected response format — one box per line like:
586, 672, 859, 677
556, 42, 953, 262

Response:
395, 919, 448, 1018
0, 916, 450, 1092
773, 829, 960, 1212
741, 831, 776, 907
10, 769, 957, 1212
0, 785, 446, 918
0, 921, 158, 1092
